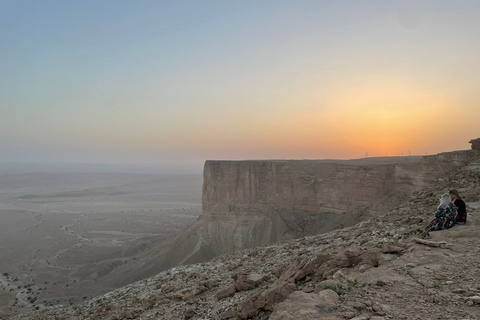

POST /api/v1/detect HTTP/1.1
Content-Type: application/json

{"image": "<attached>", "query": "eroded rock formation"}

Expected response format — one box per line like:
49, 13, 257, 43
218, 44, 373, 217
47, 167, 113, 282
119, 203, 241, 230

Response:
469, 137, 480, 150
156, 151, 475, 270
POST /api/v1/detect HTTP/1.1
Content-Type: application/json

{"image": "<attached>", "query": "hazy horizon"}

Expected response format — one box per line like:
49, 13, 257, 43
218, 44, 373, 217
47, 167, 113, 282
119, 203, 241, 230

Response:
1, 1, 479, 170
0, 146, 470, 175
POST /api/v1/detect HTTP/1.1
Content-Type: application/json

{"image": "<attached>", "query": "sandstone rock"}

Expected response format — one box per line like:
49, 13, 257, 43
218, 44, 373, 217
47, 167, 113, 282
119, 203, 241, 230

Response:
332, 269, 347, 282
345, 248, 364, 266
216, 284, 236, 300
345, 301, 367, 310
219, 309, 236, 319
358, 264, 372, 273
316, 253, 332, 268
269, 290, 340, 320
233, 273, 265, 291
169, 292, 183, 302
303, 286, 314, 293
199, 279, 219, 289
279, 257, 314, 283
262, 283, 298, 311
452, 288, 466, 294
381, 244, 403, 254
317, 253, 350, 278
359, 250, 382, 267
184, 308, 196, 319
237, 282, 297, 319
343, 311, 357, 319
315, 280, 339, 293
372, 303, 390, 316
467, 296, 480, 304
317, 289, 340, 304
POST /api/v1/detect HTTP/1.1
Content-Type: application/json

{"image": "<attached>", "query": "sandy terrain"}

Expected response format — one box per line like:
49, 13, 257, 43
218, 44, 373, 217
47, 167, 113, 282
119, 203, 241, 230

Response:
0, 172, 202, 318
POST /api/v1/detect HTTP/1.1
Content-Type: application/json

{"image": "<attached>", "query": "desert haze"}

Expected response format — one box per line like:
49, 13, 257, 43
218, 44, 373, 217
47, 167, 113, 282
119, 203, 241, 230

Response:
0, 171, 202, 317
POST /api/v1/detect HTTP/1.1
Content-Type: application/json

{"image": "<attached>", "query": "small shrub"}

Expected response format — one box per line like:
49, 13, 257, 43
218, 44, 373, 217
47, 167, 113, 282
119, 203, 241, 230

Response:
325, 284, 346, 295
376, 280, 386, 287
432, 281, 443, 290
347, 279, 358, 288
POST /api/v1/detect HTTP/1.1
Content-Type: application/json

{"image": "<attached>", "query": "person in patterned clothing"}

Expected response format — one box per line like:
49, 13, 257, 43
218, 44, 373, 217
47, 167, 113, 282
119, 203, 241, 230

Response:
423, 193, 457, 239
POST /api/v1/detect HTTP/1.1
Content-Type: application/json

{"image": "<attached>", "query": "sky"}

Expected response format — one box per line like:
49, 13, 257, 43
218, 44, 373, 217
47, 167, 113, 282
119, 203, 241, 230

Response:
1, 0, 479, 173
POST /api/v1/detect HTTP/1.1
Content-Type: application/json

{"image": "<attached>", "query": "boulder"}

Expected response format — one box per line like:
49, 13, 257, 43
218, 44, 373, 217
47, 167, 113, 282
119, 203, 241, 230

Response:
237, 282, 297, 319
216, 284, 236, 300
467, 296, 480, 304
279, 257, 315, 283
315, 280, 340, 293
315, 253, 332, 268
316, 253, 350, 278
381, 244, 404, 254
233, 273, 266, 292
269, 289, 340, 320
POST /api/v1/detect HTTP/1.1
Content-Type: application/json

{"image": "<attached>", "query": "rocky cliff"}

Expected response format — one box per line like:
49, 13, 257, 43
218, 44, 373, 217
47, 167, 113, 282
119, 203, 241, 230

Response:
154, 151, 474, 271
14, 147, 480, 320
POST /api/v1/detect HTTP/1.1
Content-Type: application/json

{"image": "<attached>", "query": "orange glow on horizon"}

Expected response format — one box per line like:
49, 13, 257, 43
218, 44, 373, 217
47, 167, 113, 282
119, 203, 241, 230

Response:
121, 81, 468, 160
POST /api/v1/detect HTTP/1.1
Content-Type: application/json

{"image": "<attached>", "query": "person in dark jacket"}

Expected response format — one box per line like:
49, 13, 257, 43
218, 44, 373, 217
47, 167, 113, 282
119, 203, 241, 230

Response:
423, 193, 457, 239
449, 189, 467, 224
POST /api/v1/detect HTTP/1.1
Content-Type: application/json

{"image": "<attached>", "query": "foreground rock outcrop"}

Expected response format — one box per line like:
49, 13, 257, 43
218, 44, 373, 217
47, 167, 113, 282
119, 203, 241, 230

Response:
13, 147, 480, 320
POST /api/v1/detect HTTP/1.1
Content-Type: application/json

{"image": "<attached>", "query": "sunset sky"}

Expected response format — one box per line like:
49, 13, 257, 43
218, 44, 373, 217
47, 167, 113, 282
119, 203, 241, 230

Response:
1, 1, 479, 172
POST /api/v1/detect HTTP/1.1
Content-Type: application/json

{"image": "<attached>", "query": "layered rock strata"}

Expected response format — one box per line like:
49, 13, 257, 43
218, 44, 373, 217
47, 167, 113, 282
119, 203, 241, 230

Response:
156, 151, 476, 271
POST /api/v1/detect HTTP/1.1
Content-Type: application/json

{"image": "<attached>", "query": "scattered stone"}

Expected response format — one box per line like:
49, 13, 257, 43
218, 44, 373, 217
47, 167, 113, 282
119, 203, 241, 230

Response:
279, 257, 314, 283
452, 288, 466, 294
315, 280, 339, 293
343, 311, 357, 319
219, 309, 236, 319
237, 282, 296, 319
381, 244, 403, 254
372, 303, 390, 316
269, 290, 340, 320
184, 308, 196, 319
216, 284, 236, 300
233, 273, 265, 292
467, 296, 480, 304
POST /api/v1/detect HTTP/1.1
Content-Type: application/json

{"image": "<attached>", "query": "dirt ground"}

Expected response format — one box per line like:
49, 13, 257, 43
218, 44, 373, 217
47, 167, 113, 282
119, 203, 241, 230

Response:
0, 172, 202, 318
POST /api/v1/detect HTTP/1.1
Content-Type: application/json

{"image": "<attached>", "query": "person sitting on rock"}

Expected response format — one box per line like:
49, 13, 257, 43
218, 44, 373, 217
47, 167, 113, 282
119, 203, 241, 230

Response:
449, 189, 467, 225
423, 193, 457, 239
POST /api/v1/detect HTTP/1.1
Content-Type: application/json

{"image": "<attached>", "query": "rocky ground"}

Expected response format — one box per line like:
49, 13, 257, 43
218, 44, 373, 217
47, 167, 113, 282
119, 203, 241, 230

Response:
11, 151, 480, 320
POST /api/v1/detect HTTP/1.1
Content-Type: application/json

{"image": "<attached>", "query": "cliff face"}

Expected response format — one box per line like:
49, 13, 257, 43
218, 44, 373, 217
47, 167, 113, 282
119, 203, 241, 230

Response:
202, 160, 416, 219
203, 151, 476, 220
154, 151, 475, 271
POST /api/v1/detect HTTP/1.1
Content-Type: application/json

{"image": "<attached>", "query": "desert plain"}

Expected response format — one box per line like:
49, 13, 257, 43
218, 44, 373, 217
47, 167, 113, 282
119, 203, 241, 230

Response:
0, 171, 202, 317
